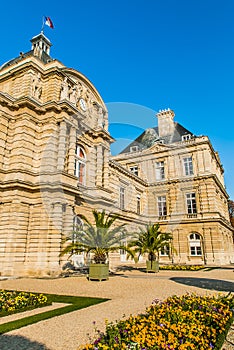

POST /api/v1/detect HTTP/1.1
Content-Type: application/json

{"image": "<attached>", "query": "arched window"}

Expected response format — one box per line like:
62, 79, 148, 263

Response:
74, 145, 86, 184
189, 233, 202, 256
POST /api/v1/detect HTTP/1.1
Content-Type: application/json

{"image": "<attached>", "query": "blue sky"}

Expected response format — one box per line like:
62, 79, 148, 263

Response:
1, 0, 233, 198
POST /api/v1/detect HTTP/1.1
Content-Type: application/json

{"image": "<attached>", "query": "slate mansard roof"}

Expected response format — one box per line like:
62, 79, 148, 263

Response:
120, 122, 194, 154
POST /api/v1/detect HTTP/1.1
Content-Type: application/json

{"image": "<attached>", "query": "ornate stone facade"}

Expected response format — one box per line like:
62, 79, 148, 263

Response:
0, 34, 233, 276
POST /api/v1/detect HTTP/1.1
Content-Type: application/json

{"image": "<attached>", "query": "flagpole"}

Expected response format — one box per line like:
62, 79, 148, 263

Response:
41, 16, 45, 34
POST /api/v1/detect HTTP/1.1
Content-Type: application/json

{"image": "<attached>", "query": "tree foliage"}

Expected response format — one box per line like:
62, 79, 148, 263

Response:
128, 223, 173, 262
60, 210, 134, 263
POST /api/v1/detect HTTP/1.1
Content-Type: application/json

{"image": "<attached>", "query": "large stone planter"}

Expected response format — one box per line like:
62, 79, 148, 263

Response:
88, 263, 109, 281
146, 260, 159, 273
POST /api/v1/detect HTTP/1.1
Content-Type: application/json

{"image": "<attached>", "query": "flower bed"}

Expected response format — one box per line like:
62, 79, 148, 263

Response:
81, 293, 234, 350
160, 265, 205, 271
0, 290, 49, 316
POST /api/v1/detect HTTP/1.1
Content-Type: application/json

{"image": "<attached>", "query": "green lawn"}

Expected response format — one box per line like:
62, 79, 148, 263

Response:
0, 291, 109, 334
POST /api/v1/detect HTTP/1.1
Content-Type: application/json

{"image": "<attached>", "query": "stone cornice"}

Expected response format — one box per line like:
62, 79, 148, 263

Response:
109, 159, 147, 186
148, 215, 234, 231
88, 127, 115, 143
0, 56, 64, 80
147, 173, 228, 197
0, 91, 84, 117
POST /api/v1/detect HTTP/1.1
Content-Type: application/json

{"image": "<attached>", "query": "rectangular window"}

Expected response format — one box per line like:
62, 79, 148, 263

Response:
74, 160, 85, 184
160, 246, 170, 256
190, 246, 202, 256
156, 161, 165, 180
183, 157, 194, 176
137, 195, 141, 214
130, 166, 138, 176
158, 196, 167, 216
120, 187, 125, 210
186, 193, 197, 214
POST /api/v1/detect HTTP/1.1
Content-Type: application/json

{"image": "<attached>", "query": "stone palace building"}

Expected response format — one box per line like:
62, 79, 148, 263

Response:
0, 33, 233, 276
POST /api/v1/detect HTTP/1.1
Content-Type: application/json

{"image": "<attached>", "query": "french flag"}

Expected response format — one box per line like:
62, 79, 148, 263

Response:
45, 16, 54, 29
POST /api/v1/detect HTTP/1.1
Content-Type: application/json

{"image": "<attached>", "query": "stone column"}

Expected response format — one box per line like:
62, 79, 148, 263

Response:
209, 227, 215, 262
48, 202, 63, 273
67, 127, 76, 175
59, 204, 74, 267
96, 145, 103, 187
57, 121, 67, 171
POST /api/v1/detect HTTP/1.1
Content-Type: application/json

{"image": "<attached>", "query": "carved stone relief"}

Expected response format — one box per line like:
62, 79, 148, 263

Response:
32, 72, 42, 100
60, 77, 92, 111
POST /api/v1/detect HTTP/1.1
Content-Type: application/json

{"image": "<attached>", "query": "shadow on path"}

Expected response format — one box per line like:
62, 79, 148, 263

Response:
0, 334, 50, 350
170, 277, 234, 292
114, 265, 145, 273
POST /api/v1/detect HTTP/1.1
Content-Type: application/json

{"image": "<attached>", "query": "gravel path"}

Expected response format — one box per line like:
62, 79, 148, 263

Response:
0, 267, 233, 350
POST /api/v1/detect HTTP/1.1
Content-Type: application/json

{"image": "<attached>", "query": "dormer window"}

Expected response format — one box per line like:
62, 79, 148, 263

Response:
130, 145, 139, 152
182, 134, 191, 141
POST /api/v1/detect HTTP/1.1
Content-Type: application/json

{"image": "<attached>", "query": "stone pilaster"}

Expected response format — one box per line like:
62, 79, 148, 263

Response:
57, 121, 67, 171
0, 115, 8, 167
96, 145, 103, 187
67, 127, 76, 175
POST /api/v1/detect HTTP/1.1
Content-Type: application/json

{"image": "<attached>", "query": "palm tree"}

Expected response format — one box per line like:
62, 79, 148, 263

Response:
128, 223, 173, 270
60, 210, 134, 264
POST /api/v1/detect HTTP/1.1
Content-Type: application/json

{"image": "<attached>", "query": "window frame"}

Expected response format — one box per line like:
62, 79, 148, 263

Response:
189, 233, 202, 256
129, 165, 139, 176
160, 245, 170, 256
155, 161, 165, 180
74, 145, 86, 185
183, 156, 194, 176
130, 145, 139, 153
157, 196, 167, 216
182, 134, 191, 141
186, 192, 197, 214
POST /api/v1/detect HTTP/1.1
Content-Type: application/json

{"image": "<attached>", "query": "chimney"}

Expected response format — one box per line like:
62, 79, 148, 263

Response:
157, 108, 175, 137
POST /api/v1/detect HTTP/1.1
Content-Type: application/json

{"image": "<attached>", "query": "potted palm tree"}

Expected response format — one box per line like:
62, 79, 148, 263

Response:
60, 210, 133, 281
128, 223, 173, 273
